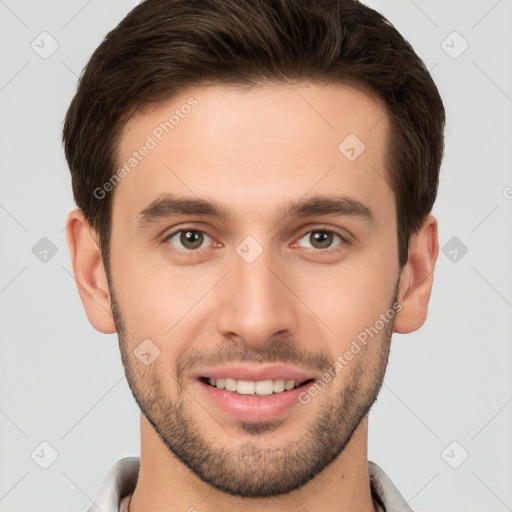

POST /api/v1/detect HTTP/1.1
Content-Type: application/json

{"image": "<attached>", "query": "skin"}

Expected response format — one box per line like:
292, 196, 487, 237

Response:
66, 82, 439, 512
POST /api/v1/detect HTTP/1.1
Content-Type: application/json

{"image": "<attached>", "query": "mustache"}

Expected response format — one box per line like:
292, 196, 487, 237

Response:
176, 338, 332, 382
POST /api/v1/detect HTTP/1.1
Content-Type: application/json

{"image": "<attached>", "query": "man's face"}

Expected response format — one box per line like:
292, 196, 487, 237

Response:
108, 82, 400, 497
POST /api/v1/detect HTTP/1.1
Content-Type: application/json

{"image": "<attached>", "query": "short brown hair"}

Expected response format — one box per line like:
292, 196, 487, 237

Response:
63, 0, 445, 269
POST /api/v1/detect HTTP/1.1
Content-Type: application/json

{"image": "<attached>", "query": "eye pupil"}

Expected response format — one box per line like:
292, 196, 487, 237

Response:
181, 230, 203, 249
311, 231, 333, 249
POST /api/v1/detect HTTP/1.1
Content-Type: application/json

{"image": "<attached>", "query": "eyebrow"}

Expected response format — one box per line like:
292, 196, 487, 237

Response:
136, 192, 376, 228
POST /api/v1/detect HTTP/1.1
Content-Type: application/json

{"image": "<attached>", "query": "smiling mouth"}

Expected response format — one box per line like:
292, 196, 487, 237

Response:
199, 376, 314, 397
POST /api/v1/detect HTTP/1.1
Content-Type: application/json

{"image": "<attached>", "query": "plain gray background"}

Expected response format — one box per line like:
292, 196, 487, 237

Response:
1, 1, 511, 511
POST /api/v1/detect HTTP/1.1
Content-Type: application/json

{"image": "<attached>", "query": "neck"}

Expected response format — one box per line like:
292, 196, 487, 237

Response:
129, 414, 376, 512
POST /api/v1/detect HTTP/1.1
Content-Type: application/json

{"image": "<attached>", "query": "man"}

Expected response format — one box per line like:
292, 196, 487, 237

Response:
63, 0, 445, 511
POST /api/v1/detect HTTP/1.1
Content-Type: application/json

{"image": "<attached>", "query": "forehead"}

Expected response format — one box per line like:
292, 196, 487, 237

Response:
113, 81, 392, 226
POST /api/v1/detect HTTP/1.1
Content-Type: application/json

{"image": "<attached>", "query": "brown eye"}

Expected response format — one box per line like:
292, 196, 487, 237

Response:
165, 229, 211, 251
310, 231, 333, 249
296, 229, 345, 250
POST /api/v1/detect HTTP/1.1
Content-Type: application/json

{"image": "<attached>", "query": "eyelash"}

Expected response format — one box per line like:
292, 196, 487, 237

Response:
163, 225, 349, 255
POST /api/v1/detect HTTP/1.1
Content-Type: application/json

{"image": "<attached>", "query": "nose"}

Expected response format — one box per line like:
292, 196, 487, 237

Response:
215, 243, 299, 349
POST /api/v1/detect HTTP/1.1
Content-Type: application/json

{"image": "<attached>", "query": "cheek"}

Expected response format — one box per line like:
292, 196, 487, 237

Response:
293, 258, 398, 351
110, 247, 216, 343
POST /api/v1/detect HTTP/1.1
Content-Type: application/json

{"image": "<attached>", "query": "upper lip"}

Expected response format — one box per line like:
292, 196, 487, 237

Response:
193, 364, 317, 383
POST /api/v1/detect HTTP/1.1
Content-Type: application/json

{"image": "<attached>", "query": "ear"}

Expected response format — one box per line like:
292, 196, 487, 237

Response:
393, 214, 439, 334
65, 208, 116, 334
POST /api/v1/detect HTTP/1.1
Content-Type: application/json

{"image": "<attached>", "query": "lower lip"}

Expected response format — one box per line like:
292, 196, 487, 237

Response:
197, 379, 311, 422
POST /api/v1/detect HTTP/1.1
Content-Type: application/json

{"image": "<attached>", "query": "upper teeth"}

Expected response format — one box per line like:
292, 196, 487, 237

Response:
207, 377, 304, 395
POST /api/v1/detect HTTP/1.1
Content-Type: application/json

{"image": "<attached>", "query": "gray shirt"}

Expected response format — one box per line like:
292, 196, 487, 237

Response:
85, 457, 413, 512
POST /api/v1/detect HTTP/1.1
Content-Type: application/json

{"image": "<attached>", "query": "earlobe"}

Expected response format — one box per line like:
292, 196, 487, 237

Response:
65, 208, 117, 334
393, 214, 439, 334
